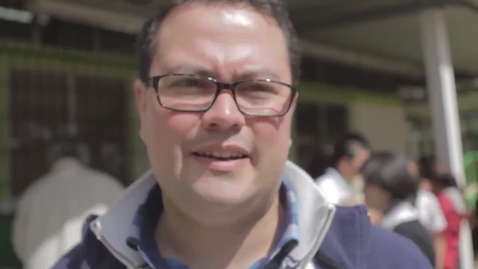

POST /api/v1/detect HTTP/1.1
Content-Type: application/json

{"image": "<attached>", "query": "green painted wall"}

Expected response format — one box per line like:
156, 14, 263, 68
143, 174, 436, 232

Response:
0, 58, 9, 200
298, 82, 401, 107
407, 92, 478, 119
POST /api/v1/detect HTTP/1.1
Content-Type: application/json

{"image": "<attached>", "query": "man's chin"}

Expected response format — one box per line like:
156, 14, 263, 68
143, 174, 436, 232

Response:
196, 189, 249, 207
188, 183, 254, 208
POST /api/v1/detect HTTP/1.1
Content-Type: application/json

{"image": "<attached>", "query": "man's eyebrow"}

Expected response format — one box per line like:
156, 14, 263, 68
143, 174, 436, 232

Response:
236, 68, 281, 81
162, 65, 280, 81
162, 64, 215, 77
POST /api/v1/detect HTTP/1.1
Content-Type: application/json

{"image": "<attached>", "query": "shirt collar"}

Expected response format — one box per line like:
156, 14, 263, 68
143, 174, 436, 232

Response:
125, 177, 300, 267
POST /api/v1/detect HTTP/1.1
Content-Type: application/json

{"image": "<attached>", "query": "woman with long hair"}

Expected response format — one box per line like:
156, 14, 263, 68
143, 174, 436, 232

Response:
420, 157, 469, 269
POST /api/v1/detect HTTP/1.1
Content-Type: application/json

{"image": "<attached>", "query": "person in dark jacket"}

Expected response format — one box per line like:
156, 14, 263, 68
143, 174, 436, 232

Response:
51, 1, 432, 268
362, 151, 436, 266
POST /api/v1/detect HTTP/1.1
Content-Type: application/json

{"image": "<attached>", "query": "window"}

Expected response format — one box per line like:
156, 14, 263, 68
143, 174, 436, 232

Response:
8, 68, 130, 196
295, 101, 348, 177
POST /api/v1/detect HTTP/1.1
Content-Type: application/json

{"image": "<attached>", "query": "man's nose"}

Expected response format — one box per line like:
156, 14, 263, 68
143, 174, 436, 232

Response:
201, 91, 245, 132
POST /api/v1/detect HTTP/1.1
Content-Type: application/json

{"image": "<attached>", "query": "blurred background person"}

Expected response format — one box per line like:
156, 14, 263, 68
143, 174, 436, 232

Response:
415, 157, 447, 269
422, 157, 470, 269
362, 151, 435, 266
11, 138, 125, 269
316, 133, 371, 205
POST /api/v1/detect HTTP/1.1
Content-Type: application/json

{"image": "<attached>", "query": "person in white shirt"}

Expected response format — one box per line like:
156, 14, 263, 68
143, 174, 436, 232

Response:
316, 133, 371, 205
416, 189, 447, 233
409, 160, 447, 231
415, 189, 447, 269
11, 139, 125, 269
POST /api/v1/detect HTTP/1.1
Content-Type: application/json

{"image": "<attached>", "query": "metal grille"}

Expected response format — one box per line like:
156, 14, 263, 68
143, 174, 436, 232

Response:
9, 69, 69, 196
8, 68, 129, 197
75, 74, 129, 187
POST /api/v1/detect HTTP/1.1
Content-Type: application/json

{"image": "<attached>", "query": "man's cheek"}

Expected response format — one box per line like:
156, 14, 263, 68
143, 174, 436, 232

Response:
165, 114, 201, 136
250, 121, 287, 144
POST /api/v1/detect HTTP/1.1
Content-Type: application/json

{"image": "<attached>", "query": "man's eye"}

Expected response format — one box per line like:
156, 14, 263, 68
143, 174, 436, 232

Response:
247, 84, 274, 92
170, 79, 203, 88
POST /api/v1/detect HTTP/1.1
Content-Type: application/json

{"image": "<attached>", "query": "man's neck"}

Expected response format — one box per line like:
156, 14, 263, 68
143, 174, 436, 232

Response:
156, 195, 283, 269
333, 167, 350, 183
50, 157, 80, 171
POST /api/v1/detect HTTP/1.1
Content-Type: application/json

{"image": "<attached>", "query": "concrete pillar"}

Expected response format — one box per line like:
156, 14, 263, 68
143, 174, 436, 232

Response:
420, 8, 473, 269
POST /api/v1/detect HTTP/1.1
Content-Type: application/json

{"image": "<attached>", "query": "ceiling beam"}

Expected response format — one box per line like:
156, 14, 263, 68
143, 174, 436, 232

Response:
29, 0, 144, 34
30, 0, 426, 78
295, 0, 447, 33
300, 40, 424, 78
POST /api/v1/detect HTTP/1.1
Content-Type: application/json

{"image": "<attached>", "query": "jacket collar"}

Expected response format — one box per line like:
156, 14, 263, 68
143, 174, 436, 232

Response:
90, 160, 336, 268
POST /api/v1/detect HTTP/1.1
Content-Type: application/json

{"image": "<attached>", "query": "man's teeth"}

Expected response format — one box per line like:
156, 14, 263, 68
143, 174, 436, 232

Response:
195, 151, 247, 159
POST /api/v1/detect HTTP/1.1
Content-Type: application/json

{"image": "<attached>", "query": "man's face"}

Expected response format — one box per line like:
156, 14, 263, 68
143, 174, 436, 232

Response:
135, 3, 296, 221
340, 147, 370, 181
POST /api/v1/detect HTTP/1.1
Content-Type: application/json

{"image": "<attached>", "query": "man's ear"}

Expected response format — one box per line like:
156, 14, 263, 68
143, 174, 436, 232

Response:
287, 93, 299, 151
134, 79, 147, 140
290, 92, 298, 114
134, 79, 147, 115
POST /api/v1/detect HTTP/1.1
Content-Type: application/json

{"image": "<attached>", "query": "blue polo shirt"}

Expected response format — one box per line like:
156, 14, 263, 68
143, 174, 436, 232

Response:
126, 178, 300, 269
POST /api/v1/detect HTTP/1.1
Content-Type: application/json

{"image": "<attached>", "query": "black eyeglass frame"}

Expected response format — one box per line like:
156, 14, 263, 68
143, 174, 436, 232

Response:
146, 74, 297, 117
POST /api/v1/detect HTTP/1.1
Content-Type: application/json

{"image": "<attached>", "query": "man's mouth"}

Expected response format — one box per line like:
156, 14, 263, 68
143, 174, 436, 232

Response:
192, 151, 249, 161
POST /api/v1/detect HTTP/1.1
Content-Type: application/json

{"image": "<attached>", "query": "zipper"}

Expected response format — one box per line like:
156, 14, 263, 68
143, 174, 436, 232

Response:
297, 204, 336, 269
90, 219, 140, 269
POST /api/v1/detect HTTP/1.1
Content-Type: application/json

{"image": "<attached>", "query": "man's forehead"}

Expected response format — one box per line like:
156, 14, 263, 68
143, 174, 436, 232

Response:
352, 145, 370, 158
160, 2, 274, 30
150, 3, 290, 82
165, 2, 269, 19
160, 2, 287, 46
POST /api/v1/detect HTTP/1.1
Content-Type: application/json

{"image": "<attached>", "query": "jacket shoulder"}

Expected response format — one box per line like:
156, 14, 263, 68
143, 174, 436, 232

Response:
316, 206, 432, 269
51, 215, 125, 269
367, 224, 433, 268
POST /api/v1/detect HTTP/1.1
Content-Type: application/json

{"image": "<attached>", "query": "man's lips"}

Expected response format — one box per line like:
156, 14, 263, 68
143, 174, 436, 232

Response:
191, 144, 250, 161
192, 151, 248, 160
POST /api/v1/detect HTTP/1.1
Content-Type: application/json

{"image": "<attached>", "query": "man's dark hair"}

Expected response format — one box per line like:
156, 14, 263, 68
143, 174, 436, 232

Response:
136, 0, 301, 84
329, 133, 370, 168
362, 151, 419, 200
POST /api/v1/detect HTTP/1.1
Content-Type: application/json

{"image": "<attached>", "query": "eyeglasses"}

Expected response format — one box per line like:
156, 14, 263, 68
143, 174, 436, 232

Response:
147, 74, 296, 117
